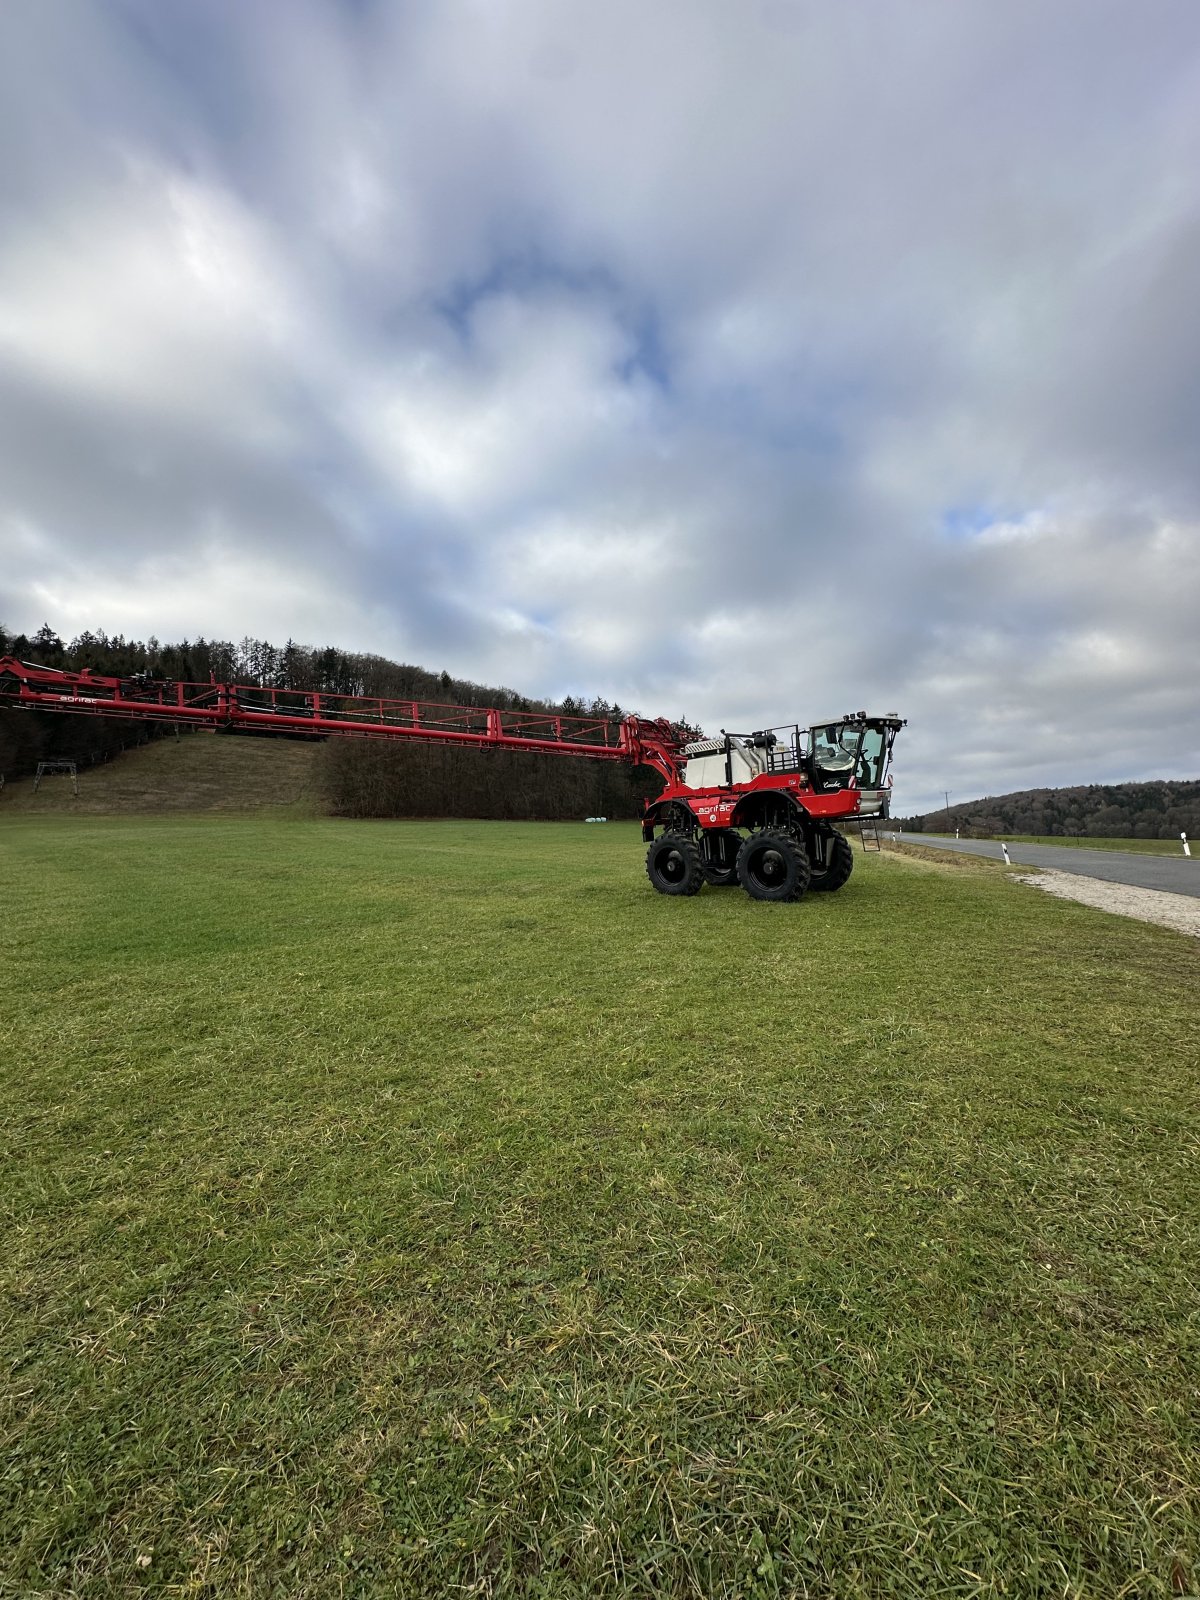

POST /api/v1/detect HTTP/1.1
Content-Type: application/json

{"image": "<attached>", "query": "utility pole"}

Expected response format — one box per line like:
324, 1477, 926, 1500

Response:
944, 789, 951, 831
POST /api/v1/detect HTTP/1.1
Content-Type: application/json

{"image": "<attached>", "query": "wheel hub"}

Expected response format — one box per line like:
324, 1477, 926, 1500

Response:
661, 850, 686, 882
759, 850, 785, 879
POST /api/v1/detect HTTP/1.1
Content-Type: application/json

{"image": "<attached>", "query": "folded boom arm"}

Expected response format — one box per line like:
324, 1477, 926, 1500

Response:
0, 657, 686, 783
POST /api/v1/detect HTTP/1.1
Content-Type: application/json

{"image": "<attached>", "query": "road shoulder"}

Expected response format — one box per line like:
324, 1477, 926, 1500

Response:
1012, 870, 1200, 938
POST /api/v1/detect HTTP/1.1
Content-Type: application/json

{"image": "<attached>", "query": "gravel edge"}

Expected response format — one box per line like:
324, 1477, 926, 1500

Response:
1012, 870, 1200, 938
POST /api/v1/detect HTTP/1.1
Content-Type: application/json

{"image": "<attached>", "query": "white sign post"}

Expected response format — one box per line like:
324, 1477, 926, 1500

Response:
1183, 832, 1192, 858
1001, 843, 1011, 865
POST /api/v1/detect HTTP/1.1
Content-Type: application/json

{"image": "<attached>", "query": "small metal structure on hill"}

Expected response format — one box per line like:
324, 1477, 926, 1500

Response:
32, 760, 78, 796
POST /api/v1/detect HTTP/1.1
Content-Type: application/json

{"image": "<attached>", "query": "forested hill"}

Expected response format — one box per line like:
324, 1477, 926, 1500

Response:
0, 623, 671, 820
897, 780, 1200, 840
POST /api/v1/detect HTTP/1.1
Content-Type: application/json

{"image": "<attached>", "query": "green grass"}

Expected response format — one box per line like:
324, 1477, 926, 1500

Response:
2, 817, 1198, 1598
922, 832, 1189, 856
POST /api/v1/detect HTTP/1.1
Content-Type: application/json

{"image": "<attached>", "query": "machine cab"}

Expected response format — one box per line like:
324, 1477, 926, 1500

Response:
808, 713, 905, 812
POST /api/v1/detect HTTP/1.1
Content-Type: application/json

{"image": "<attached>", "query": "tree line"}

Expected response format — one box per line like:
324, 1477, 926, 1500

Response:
0, 623, 668, 819
896, 781, 1200, 841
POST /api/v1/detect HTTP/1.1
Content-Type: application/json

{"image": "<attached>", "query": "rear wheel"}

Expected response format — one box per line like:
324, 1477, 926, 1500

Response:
736, 829, 810, 902
808, 828, 854, 892
701, 827, 742, 886
646, 831, 704, 896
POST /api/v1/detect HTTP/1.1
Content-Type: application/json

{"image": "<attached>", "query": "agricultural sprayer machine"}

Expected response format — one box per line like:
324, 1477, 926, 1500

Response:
0, 655, 903, 902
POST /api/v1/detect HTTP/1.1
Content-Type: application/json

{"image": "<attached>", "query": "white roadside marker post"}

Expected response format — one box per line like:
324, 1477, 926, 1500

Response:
1001, 843, 1011, 865
1183, 832, 1192, 858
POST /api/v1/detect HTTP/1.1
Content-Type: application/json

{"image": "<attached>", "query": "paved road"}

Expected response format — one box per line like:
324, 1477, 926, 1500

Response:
886, 835, 1200, 898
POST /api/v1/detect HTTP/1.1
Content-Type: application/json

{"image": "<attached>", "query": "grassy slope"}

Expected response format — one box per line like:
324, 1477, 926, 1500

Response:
0, 732, 323, 817
1, 818, 1197, 1598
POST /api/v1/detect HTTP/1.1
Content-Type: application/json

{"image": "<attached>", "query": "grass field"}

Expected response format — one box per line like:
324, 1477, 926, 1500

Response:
921, 833, 1189, 856
2, 817, 1198, 1598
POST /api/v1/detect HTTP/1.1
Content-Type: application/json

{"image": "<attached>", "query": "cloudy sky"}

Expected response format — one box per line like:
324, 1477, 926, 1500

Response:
2, 0, 1198, 813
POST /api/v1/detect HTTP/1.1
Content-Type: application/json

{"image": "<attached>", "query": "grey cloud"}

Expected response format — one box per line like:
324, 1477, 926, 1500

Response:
1, 0, 1199, 814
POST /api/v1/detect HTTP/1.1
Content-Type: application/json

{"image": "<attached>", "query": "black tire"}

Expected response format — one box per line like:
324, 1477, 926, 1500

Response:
646, 832, 704, 896
701, 827, 742, 886
808, 828, 854, 892
736, 829, 810, 902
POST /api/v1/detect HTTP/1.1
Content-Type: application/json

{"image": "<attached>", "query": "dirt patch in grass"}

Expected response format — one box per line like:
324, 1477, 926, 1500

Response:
883, 838, 1011, 871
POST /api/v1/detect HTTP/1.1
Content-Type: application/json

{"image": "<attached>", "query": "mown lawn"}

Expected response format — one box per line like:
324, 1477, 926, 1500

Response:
2, 817, 1197, 1598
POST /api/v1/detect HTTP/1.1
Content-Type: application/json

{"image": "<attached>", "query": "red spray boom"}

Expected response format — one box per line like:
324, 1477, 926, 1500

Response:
0, 657, 688, 782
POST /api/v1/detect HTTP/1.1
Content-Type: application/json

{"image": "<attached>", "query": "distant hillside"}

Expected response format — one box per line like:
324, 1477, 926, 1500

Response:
897, 779, 1200, 840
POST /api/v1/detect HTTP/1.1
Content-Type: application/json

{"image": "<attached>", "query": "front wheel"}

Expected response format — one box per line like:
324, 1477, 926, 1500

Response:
736, 829, 810, 902
808, 828, 854, 892
646, 832, 704, 896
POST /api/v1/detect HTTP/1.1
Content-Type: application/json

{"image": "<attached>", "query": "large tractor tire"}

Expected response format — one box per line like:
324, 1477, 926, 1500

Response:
808, 828, 855, 892
736, 829, 811, 902
646, 832, 704, 896
701, 827, 742, 886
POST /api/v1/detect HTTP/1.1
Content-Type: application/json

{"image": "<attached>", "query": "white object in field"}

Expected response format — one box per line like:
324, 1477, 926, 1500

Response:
584, 816, 607, 823
1183, 833, 1192, 857
955, 828, 960, 838
1001, 843, 1011, 865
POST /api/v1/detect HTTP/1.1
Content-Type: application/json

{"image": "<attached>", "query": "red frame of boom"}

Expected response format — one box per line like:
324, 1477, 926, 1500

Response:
0, 657, 687, 782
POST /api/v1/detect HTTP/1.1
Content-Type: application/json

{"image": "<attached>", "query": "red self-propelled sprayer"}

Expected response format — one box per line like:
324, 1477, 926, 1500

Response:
0, 656, 904, 902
